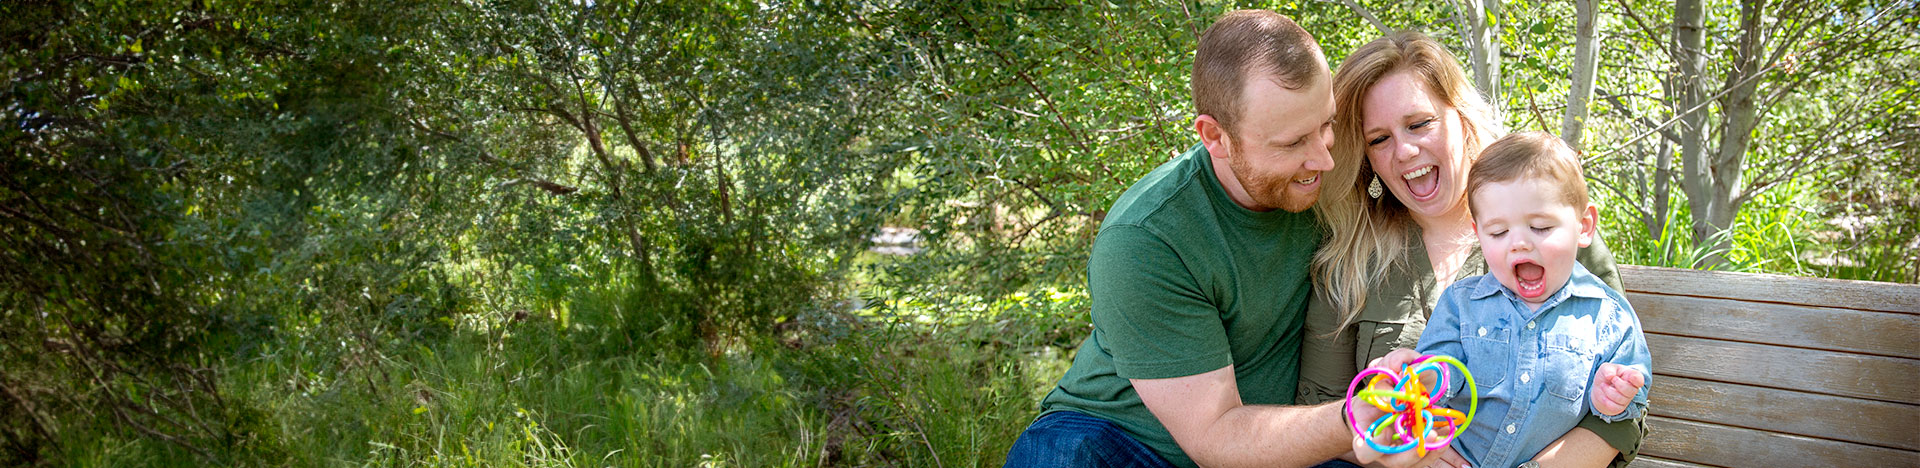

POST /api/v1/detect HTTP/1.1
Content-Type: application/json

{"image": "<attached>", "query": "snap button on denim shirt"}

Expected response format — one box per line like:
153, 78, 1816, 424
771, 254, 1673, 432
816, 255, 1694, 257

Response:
1415, 263, 1651, 468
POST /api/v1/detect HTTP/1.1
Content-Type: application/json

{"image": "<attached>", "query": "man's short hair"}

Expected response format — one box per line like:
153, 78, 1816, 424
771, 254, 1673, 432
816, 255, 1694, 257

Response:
1192, 10, 1324, 135
1468, 131, 1591, 215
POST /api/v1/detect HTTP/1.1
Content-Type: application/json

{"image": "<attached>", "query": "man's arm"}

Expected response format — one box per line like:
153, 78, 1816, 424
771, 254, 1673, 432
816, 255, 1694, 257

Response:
1134, 366, 1352, 468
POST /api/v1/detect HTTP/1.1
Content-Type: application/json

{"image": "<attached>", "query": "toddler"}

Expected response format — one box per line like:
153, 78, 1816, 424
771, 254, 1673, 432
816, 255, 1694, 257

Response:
1356, 132, 1651, 468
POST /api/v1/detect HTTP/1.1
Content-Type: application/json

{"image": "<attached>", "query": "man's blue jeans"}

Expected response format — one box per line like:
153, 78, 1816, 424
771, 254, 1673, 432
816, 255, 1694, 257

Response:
1002, 410, 1370, 468
1002, 411, 1176, 468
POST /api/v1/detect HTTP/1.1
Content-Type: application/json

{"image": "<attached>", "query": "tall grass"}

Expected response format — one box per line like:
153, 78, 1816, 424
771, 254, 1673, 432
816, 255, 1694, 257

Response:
58, 256, 1083, 467
1597, 180, 1825, 276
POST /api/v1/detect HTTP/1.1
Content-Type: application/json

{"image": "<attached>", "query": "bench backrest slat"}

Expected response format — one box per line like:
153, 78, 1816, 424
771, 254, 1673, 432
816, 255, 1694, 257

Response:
1640, 416, 1918, 468
1650, 375, 1920, 451
1627, 292, 1920, 359
1625, 456, 1713, 468
1619, 265, 1920, 313
1647, 333, 1920, 404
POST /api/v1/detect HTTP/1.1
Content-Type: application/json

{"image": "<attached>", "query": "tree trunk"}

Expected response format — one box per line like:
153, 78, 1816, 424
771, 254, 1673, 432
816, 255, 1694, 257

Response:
1561, 0, 1600, 151
1651, 142, 1673, 240
1668, 0, 1714, 267
1465, 0, 1503, 105
1696, 0, 1767, 268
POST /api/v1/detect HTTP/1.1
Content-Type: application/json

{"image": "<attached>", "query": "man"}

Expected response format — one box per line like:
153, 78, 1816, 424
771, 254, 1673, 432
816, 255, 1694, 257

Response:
1002, 10, 1361, 468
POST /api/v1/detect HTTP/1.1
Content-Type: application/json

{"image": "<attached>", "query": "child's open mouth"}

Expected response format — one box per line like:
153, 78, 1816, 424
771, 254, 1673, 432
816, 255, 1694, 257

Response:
1514, 261, 1547, 298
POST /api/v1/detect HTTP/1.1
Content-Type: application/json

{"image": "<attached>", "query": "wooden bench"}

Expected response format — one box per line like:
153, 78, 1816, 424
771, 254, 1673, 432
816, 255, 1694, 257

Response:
1618, 265, 1920, 468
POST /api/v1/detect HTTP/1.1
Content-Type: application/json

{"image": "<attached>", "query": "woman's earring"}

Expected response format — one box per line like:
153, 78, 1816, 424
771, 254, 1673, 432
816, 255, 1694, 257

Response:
1367, 175, 1383, 199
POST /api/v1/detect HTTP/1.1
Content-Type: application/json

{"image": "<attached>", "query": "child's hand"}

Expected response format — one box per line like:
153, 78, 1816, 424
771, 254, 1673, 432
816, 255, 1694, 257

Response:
1590, 363, 1646, 416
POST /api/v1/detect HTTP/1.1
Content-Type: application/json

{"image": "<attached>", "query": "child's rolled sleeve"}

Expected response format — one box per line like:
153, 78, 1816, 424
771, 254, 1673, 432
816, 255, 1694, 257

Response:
1592, 301, 1652, 422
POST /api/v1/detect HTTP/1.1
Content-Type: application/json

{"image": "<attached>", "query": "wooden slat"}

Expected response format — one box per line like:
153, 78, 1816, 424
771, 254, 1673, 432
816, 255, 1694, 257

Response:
1647, 375, 1920, 451
1640, 417, 1920, 468
1646, 334, 1920, 404
1630, 292, 1920, 359
1626, 455, 1719, 468
1618, 265, 1920, 313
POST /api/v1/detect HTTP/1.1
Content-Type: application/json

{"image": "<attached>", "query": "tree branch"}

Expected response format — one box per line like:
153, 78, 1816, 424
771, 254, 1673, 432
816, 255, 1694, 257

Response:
1597, 88, 1680, 145
947, 8, 1093, 157
1329, 0, 1392, 35
1609, 0, 1673, 60
497, 177, 579, 196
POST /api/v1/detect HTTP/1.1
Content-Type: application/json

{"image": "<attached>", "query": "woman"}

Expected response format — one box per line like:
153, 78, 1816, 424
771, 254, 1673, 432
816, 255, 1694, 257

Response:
1297, 31, 1645, 467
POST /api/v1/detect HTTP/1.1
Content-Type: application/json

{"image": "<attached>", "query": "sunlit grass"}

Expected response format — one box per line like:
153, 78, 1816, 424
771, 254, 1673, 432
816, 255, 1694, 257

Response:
61, 256, 1082, 467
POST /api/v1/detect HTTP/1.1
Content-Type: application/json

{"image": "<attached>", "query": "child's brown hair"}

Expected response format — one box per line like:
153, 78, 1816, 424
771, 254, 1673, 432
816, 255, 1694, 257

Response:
1467, 131, 1590, 216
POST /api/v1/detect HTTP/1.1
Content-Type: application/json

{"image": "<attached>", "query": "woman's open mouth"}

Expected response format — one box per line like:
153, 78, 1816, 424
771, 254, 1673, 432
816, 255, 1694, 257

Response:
1402, 165, 1439, 200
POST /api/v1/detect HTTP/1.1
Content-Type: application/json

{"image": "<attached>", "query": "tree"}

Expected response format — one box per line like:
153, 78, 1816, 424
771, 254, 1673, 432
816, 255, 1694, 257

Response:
1593, 0, 1916, 268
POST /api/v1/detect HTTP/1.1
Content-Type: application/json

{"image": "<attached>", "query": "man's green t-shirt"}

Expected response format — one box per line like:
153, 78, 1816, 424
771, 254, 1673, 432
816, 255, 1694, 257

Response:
1038, 143, 1320, 468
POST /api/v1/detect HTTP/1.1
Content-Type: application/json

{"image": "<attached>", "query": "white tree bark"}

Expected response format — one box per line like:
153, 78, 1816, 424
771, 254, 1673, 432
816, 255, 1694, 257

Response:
1561, 0, 1600, 152
1464, 0, 1503, 106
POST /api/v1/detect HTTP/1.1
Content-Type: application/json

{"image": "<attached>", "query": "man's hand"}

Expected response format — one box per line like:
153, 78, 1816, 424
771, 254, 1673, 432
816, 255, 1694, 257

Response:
1349, 348, 1435, 424
1351, 438, 1472, 468
1369, 348, 1424, 371
1345, 348, 1424, 442
1349, 348, 1472, 468
1590, 363, 1645, 416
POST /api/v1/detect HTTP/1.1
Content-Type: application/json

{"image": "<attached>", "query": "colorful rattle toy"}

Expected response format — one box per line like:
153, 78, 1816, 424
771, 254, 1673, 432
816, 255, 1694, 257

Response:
1343, 354, 1478, 457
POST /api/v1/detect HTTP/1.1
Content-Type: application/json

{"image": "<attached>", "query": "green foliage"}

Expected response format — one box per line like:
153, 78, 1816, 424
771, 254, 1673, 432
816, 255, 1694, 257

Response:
1, 0, 461, 462
0, 0, 898, 462
3, 0, 1916, 465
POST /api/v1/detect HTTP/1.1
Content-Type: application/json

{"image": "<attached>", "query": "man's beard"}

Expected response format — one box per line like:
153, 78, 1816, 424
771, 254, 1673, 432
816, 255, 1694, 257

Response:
1227, 143, 1316, 213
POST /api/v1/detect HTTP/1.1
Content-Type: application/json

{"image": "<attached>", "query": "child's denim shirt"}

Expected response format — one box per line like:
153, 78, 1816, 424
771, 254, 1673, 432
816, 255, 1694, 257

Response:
1415, 262, 1651, 468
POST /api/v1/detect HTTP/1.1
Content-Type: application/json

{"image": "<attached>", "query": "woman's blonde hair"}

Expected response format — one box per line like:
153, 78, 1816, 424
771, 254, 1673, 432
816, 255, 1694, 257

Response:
1313, 30, 1503, 332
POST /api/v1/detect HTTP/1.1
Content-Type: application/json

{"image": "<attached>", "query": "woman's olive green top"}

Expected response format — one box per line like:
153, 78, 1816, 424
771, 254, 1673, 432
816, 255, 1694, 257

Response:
1296, 224, 1646, 468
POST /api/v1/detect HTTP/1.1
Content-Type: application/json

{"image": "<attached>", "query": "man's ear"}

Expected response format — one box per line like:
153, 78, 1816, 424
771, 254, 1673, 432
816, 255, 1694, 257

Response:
1195, 114, 1230, 160
1577, 203, 1599, 248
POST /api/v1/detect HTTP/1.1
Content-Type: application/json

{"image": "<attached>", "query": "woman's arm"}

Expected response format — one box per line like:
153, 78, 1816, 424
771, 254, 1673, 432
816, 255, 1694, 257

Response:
1577, 230, 1624, 293
1296, 292, 1360, 405
1533, 412, 1645, 467
1530, 426, 1615, 468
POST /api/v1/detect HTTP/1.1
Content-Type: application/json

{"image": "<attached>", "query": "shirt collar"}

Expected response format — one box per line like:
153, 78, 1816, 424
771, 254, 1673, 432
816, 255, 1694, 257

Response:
1559, 263, 1612, 300
1468, 273, 1507, 299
